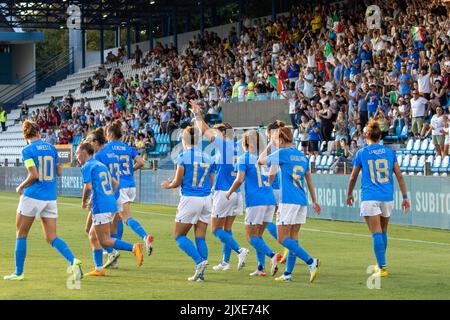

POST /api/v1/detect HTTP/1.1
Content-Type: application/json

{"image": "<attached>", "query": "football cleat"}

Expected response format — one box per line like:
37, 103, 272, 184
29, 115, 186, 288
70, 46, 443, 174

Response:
275, 274, 292, 282
133, 243, 144, 267
144, 235, 154, 256
3, 273, 24, 281
270, 253, 283, 276
237, 248, 250, 270
85, 268, 106, 277
71, 258, 84, 280
188, 260, 208, 282
212, 261, 230, 271
308, 258, 320, 283
103, 250, 120, 269
280, 249, 289, 264
373, 266, 388, 278
249, 270, 267, 277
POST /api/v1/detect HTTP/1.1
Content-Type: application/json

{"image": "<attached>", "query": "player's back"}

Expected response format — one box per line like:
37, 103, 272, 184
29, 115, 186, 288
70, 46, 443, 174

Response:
105, 141, 139, 188
82, 158, 117, 214
178, 147, 213, 197
353, 144, 397, 202
238, 152, 276, 207
212, 136, 237, 191
94, 147, 121, 198
22, 140, 58, 201
269, 147, 309, 205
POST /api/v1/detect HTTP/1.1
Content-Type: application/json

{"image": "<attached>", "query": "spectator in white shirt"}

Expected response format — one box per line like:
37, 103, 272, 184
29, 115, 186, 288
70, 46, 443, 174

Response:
410, 90, 428, 138
428, 106, 446, 156
417, 67, 431, 99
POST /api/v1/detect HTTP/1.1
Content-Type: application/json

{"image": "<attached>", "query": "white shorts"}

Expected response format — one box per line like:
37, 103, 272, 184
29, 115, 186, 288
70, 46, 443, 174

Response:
17, 196, 58, 219
117, 187, 137, 211
360, 201, 393, 218
276, 204, 307, 226
273, 189, 280, 205
92, 212, 115, 226
212, 191, 243, 218
176, 196, 212, 225
245, 206, 276, 226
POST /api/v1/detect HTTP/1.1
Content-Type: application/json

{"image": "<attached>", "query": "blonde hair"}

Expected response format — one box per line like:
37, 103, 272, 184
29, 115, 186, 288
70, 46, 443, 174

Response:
22, 120, 40, 140
182, 126, 200, 146
242, 130, 266, 155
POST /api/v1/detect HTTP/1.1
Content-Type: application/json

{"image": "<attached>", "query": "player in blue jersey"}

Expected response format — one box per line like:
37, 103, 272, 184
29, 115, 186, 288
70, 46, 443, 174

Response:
4, 120, 83, 281
226, 130, 283, 277
259, 126, 321, 283
262, 120, 288, 263
86, 127, 122, 269
105, 120, 154, 256
161, 126, 213, 281
347, 120, 410, 278
76, 142, 144, 276
191, 100, 249, 272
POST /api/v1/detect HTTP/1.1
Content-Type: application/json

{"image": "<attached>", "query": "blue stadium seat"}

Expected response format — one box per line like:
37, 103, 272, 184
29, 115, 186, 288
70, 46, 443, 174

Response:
414, 155, 426, 173
439, 156, 449, 174
417, 139, 428, 155
407, 155, 418, 173
411, 139, 421, 154
400, 154, 410, 172
426, 140, 435, 155
316, 155, 328, 170
430, 156, 442, 174
401, 139, 414, 154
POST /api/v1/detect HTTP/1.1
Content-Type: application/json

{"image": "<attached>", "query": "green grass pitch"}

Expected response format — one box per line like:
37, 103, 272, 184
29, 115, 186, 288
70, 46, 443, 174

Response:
0, 191, 449, 300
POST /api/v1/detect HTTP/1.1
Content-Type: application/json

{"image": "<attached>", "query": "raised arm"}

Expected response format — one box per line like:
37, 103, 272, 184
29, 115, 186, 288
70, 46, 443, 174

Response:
190, 99, 218, 141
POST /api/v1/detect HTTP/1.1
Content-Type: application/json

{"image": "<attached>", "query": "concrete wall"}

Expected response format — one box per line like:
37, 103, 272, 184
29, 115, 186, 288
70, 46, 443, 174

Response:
10, 43, 35, 81
222, 99, 291, 128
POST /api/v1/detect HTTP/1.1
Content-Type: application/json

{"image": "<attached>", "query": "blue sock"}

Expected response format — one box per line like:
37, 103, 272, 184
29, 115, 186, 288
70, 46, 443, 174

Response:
117, 220, 124, 240
93, 249, 103, 269
104, 247, 113, 254
266, 222, 278, 240
258, 237, 275, 258
176, 235, 203, 265
285, 247, 297, 275
222, 230, 233, 263
257, 251, 266, 270
213, 228, 240, 253
51, 237, 75, 265
126, 217, 148, 239
372, 233, 386, 268
14, 238, 27, 276
104, 233, 119, 253
282, 237, 313, 265
195, 237, 208, 260
113, 239, 133, 251
382, 232, 388, 251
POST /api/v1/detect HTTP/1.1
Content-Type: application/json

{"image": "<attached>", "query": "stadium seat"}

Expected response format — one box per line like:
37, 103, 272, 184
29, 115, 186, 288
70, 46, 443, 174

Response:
411, 139, 421, 154
426, 140, 435, 155
430, 156, 442, 174
401, 139, 414, 154
407, 155, 418, 172
316, 155, 328, 170
400, 154, 410, 172
439, 156, 449, 174
418, 139, 429, 155
414, 155, 426, 173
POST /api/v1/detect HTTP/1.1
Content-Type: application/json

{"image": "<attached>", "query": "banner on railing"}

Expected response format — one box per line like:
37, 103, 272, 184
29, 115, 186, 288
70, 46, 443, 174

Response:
55, 144, 73, 167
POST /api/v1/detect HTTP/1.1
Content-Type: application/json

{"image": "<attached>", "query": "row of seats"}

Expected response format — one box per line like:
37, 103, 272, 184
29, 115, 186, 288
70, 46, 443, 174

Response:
398, 138, 436, 155
399, 154, 449, 176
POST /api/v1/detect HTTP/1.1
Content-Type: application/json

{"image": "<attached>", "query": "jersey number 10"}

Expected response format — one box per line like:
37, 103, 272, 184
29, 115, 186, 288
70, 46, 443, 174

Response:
38, 156, 54, 182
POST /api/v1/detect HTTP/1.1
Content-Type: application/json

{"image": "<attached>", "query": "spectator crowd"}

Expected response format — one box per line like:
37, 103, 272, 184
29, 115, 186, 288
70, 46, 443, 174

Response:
18, 0, 450, 163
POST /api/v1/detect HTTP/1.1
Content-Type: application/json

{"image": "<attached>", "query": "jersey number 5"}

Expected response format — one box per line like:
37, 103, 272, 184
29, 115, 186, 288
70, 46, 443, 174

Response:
368, 159, 389, 184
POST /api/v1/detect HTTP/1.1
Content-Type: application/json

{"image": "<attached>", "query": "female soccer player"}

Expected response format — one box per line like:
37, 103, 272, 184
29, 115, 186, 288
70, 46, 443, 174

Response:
105, 120, 154, 256
190, 100, 249, 271
86, 127, 122, 269
76, 142, 144, 276
161, 126, 212, 281
346, 120, 410, 277
4, 120, 83, 281
259, 126, 321, 283
226, 130, 282, 277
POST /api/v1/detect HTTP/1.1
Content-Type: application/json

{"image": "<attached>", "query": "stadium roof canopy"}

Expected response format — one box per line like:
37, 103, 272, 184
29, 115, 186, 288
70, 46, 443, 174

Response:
0, 0, 232, 30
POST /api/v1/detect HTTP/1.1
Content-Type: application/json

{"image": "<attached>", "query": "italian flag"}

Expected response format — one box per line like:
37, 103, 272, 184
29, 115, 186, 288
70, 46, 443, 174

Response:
325, 42, 336, 66
269, 76, 283, 93
412, 26, 426, 42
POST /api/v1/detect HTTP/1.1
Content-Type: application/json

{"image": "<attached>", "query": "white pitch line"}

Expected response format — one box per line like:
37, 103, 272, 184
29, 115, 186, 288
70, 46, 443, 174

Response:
1, 195, 449, 247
